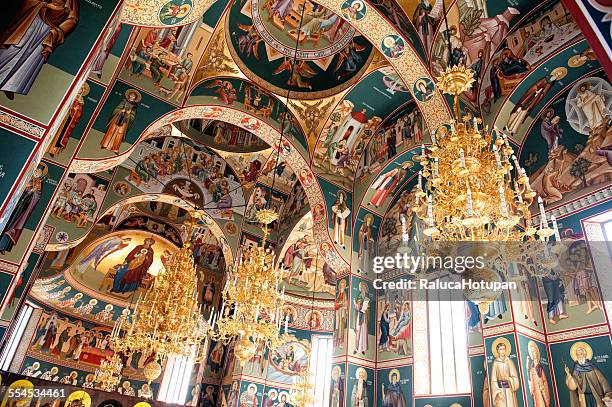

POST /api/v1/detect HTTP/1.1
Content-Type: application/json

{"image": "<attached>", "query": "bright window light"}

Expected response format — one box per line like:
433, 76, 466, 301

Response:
0, 304, 34, 371
309, 335, 333, 407
158, 353, 195, 404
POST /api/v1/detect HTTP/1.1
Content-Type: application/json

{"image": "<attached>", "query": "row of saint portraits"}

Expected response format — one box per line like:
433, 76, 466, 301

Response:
220, 334, 612, 407
333, 246, 608, 362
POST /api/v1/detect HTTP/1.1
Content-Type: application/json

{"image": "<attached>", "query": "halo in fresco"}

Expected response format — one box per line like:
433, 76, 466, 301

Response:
64, 230, 178, 303
226, 0, 374, 99
381, 35, 405, 59
340, 0, 367, 21
565, 77, 612, 135
491, 337, 512, 358
158, 0, 193, 25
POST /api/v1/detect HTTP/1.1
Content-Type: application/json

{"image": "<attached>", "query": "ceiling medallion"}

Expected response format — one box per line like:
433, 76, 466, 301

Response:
121, 0, 213, 27
225, 0, 374, 99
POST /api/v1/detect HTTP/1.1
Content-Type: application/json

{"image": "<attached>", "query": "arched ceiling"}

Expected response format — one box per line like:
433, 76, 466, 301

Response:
38, 0, 611, 300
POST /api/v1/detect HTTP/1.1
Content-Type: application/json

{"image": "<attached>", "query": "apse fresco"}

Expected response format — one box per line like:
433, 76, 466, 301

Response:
61, 230, 176, 302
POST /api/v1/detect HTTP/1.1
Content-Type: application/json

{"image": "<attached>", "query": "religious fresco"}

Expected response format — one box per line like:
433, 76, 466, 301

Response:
489, 40, 597, 139
0, 0, 119, 124
118, 23, 210, 105
0, 160, 63, 264
313, 68, 421, 189
44, 81, 105, 167
348, 276, 375, 360
536, 236, 606, 333
345, 365, 373, 407
20, 355, 160, 399
329, 363, 345, 407
478, 1, 581, 108
56, 230, 177, 301
516, 336, 555, 407
549, 336, 612, 407
184, 119, 269, 153
278, 212, 335, 300
319, 177, 351, 258
266, 335, 310, 383
89, 22, 133, 85
521, 72, 611, 208
188, 77, 309, 153
103, 135, 246, 223
46, 172, 109, 245
351, 209, 381, 279
376, 281, 411, 361
376, 366, 411, 407
0, 253, 42, 322
224, 0, 374, 99
238, 381, 262, 407
485, 334, 524, 407
76, 81, 175, 160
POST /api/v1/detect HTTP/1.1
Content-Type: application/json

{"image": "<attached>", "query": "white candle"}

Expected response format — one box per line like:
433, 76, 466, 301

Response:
421, 144, 425, 157
493, 146, 501, 168
433, 158, 439, 177
459, 149, 466, 168
284, 315, 289, 333
427, 195, 433, 221
498, 184, 508, 217
551, 215, 560, 241
418, 171, 422, 190
538, 197, 547, 225
473, 117, 478, 130
467, 188, 473, 216
431, 130, 436, 145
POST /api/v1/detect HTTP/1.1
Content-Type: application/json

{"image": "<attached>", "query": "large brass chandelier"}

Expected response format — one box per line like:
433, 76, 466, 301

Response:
111, 213, 209, 381
93, 353, 123, 392
413, 66, 557, 242
208, 209, 289, 362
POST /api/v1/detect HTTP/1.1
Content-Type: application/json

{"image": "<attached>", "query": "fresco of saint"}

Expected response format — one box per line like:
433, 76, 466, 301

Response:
0, 163, 47, 254
100, 89, 141, 153
0, 0, 79, 99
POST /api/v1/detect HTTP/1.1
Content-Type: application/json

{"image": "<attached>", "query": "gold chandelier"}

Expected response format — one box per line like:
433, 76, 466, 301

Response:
112, 213, 209, 381
209, 209, 289, 362
93, 353, 123, 392
289, 347, 314, 407
413, 66, 558, 242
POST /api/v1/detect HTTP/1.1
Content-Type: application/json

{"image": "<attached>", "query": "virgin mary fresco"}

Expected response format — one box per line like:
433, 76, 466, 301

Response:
110, 237, 155, 294
0, 0, 79, 99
